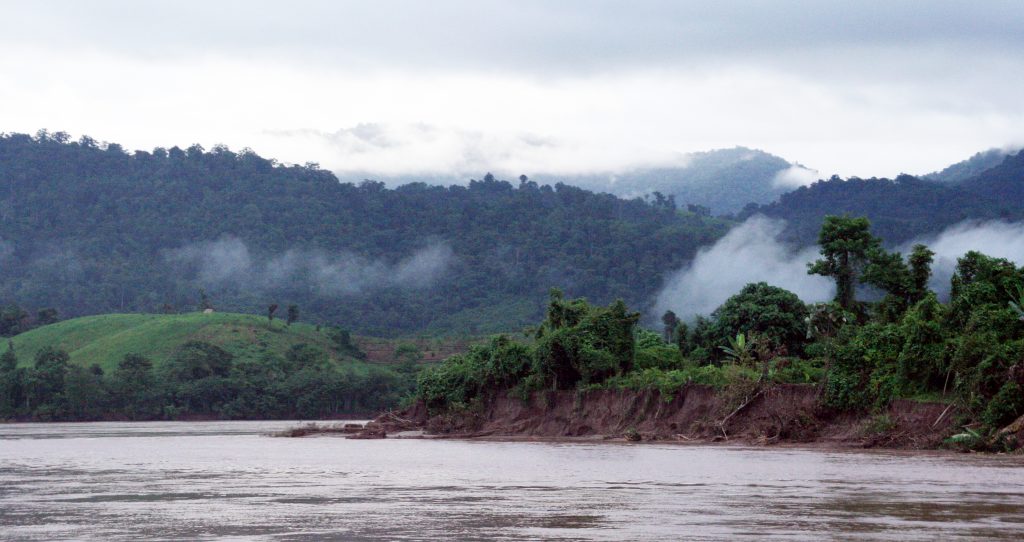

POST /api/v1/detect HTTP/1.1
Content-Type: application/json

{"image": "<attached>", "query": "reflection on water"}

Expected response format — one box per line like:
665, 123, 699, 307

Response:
1, 421, 1023, 540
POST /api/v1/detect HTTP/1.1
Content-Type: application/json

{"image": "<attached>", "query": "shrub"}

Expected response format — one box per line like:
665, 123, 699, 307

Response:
864, 414, 896, 435
982, 381, 1024, 429
772, 358, 823, 384
635, 345, 683, 371
533, 294, 639, 389
416, 335, 535, 411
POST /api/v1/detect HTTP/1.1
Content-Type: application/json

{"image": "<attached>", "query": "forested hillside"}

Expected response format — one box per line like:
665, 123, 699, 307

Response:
922, 147, 1019, 184
744, 150, 1024, 245
560, 147, 804, 215
0, 132, 729, 336
347, 147, 805, 216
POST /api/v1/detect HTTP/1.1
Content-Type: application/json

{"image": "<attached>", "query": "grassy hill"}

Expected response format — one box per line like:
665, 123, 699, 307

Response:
0, 312, 373, 373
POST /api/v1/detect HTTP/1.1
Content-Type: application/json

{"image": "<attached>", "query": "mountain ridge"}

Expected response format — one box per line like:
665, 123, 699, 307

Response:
0, 132, 729, 336
743, 149, 1024, 245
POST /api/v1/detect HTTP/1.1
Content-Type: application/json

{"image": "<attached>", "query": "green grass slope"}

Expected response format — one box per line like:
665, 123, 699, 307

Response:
0, 312, 367, 372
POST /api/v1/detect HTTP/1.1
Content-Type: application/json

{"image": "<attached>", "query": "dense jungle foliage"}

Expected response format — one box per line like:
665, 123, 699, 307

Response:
0, 131, 729, 336
742, 150, 1024, 245
417, 216, 1024, 450
557, 146, 797, 215
0, 327, 415, 421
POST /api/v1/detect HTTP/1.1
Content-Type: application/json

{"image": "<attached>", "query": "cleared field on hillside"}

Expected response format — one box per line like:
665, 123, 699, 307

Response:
0, 312, 371, 372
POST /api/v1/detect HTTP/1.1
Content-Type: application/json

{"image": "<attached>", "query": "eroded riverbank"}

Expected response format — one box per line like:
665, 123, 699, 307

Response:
353, 384, 994, 451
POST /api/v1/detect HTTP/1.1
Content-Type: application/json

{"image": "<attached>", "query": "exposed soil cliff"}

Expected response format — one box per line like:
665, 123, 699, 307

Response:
365, 384, 960, 449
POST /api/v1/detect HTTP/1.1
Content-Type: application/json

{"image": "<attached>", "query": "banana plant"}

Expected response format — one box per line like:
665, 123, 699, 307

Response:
719, 333, 754, 366
1009, 284, 1024, 322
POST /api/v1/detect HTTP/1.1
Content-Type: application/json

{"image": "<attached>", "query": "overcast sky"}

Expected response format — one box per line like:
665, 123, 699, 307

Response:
2, 1, 1023, 180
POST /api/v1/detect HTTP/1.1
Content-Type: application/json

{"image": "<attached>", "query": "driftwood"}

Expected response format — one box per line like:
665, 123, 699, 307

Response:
717, 386, 767, 438
269, 422, 366, 438
997, 413, 1024, 438
932, 403, 955, 428
380, 411, 415, 425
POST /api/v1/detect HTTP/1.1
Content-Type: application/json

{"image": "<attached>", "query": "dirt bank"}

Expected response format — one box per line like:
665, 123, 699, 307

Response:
362, 384, 960, 449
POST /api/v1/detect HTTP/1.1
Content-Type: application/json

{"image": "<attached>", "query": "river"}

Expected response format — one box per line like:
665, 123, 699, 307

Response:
1, 421, 1022, 540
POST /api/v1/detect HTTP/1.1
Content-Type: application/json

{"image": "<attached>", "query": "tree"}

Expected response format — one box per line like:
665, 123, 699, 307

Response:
687, 204, 711, 217
534, 293, 640, 389
674, 321, 689, 355
860, 243, 937, 320
164, 341, 234, 414
285, 343, 329, 371
329, 328, 366, 359
661, 310, 679, 343
36, 308, 59, 326
710, 282, 808, 356
268, 304, 278, 326
908, 244, 935, 301
394, 343, 423, 375
26, 347, 71, 413
286, 304, 299, 326
0, 304, 29, 337
0, 341, 16, 372
808, 215, 882, 310
199, 289, 212, 311
805, 303, 849, 397
861, 248, 914, 320
64, 364, 107, 420
948, 251, 1023, 328
689, 316, 715, 365
112, 353, 161, 419
0, 343, 22, 416
166, 341, 233, 381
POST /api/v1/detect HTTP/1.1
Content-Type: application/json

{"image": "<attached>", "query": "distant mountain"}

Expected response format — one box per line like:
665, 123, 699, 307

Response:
556, 147, 815, 215
352, 147, 814, 216
744, 150, 1024, 245
959, 148, 1024, 202
0, 132, 730, 336
923, 147, 1020, 184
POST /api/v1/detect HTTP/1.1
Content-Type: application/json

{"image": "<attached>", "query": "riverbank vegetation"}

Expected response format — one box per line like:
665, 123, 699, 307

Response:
416, 216, 1024, 451
0, 312, 418, 421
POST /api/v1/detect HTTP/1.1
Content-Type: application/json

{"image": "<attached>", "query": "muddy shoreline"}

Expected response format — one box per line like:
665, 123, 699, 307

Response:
323, 383, 999, 452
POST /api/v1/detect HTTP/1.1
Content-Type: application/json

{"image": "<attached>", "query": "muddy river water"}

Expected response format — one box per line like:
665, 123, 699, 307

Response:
1, 421, 1022, 540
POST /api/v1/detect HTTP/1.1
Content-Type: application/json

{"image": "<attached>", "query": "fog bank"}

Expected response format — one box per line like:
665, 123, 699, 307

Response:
905, 220, 1024, 299
653, 216, 833, 320
166, 238, 453, 295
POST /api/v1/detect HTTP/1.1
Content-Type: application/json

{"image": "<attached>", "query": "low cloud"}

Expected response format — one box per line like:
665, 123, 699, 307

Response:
168, 237, 252, 284
27, 242, 84, 281
260, 123, 696, 179
654, 218, 1024, 321
653, 216, 833, 320
904, 220, 1024, 299
772, 165, 820, 188
166, 237, 453, 295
